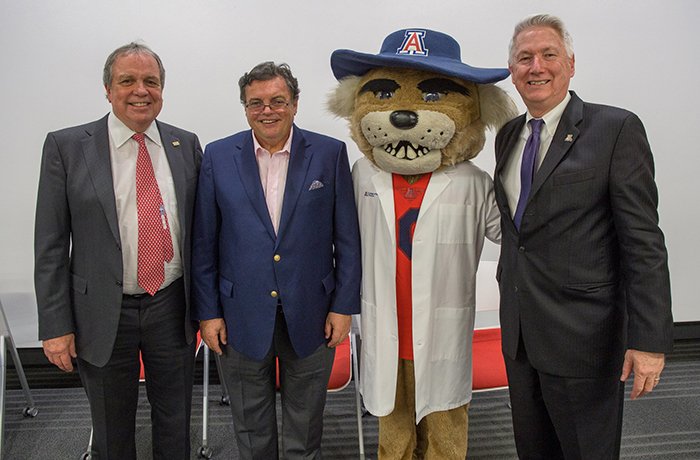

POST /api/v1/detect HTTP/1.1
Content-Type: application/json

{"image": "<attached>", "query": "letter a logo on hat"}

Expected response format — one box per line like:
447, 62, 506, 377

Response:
396, 30, 429, 57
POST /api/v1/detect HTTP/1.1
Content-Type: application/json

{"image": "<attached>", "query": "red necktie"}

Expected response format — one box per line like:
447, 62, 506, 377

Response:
133, 133, 174, 295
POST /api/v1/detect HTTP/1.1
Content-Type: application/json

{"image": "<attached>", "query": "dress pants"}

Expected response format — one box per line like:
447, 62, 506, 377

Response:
219, 305, 335, 460
77, 278, 195, 460
378, 359, 468, 460
504, 337, 625, 460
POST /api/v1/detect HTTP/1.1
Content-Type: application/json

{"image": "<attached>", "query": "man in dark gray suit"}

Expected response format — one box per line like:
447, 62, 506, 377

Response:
34, 42, 202, 459
494, 14, 673, 459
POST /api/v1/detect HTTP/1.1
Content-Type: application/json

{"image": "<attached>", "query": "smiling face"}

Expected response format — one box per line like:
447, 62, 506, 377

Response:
509, 26, 575, 117
243, 76, 298, 152
105, 53, 163, 133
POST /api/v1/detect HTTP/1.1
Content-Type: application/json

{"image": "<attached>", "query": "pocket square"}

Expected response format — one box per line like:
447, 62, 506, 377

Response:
309, 180, 324, 191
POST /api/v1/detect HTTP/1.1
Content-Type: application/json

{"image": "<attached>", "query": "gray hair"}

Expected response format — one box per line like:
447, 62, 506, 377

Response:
238, 61, 300, 104
508, 14, 574, 65
103, 42, 166, 88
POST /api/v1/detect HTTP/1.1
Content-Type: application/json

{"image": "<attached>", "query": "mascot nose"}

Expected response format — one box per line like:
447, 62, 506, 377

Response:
390, 110, 418, 130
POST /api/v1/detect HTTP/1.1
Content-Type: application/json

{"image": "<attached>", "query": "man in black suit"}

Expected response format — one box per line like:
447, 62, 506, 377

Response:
35, 43, 202, 459
494, 14, 673, 459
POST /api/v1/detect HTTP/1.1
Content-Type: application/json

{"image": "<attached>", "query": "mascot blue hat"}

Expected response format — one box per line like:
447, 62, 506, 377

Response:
331, 28, 510, 84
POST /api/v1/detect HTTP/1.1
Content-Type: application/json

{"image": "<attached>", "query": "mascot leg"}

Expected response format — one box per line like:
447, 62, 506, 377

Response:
416, 403, 468, 459
378, 359, 417, 460
378, 359, 469, 459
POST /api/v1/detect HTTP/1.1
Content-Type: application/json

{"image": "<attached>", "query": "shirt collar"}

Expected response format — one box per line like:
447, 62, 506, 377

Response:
108, 112, 162, 149
253, 129, 293, 157
524, 92, 571, 139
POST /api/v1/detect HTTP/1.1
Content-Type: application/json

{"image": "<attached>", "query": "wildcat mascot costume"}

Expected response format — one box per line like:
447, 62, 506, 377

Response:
328, 29, 516, 458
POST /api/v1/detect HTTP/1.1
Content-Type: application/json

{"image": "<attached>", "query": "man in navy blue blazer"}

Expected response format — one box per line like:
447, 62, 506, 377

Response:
191, 61, 361, 459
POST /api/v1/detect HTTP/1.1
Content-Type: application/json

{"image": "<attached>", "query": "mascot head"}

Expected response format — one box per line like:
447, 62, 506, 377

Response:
328, 28, 517, 175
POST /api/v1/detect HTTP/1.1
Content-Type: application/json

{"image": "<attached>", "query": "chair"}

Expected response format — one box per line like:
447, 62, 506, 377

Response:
197, 333, 365, 459
0, 300, 38, 458
472, 327, 508, 391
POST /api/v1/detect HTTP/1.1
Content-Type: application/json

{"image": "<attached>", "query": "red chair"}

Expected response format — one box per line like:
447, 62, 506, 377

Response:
472, 327, 508, 391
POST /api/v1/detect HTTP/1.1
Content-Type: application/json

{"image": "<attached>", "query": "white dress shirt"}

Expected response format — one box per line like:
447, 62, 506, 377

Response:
108, 113, 182, 294
501, 92, 571, 218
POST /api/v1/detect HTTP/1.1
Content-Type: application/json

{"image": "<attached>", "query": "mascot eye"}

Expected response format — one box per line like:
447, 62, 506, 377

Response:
423, 91, 445, 102
417, 78, 470, 102
360, 79, 400, 101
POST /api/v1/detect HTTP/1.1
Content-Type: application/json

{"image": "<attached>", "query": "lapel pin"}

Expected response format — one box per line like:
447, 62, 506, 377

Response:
172, 140, 180, 147
565, 134, 574, 143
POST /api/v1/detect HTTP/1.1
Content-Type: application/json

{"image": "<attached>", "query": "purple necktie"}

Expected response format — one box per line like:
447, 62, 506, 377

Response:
513, 118, 544, 230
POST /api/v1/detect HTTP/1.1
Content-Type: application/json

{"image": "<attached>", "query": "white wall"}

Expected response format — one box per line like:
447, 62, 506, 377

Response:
1, 0, 697, 345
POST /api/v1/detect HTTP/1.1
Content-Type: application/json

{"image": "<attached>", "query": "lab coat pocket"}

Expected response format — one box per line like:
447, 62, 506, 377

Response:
437, 204, 475, 244
430, 305, 471, 360
359, 300, 378, 364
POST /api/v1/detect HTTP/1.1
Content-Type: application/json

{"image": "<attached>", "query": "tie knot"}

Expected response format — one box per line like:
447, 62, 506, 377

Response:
529, 118, 544, 136
132, 133, 146, 145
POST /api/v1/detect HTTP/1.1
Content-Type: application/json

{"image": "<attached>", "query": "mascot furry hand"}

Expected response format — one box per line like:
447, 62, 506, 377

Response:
327, 29, 517, 458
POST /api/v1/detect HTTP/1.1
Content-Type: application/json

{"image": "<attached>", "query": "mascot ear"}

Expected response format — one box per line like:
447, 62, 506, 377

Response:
327, 75, 362, 119
479, 84, 519, 131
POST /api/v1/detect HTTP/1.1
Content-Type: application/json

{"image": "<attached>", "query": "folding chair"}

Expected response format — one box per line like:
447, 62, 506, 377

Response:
197, 333, 365, 459
0, 300, 38, 459
472, 327, 508, 391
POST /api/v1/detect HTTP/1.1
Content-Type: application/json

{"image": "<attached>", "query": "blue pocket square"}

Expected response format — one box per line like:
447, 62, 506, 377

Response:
309, 180, 324, 191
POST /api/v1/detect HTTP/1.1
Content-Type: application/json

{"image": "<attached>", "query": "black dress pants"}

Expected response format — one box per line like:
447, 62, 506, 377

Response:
78, 278, 195, 460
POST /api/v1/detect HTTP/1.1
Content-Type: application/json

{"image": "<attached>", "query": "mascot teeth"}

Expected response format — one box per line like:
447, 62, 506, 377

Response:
384, 141, 430, 160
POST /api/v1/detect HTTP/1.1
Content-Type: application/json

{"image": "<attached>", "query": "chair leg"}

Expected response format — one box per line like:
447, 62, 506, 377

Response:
198, 344, 213, 459
350, 334, 365, 459
213, 353, 230, 406
81, 428, 93, 460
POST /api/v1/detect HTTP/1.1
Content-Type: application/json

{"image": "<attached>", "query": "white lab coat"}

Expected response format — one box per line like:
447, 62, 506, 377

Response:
352, 157, 500, 422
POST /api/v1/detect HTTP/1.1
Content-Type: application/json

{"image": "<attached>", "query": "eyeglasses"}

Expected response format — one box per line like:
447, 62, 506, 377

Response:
244, 99, 290, 113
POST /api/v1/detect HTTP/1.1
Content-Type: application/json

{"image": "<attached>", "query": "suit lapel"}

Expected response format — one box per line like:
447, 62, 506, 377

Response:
233, 132, 276, 239
277, 126, 312, 242
530, 92, 583, 198
81, 115, 120, 244
494, 116, 525, 232
495, 115, 526, 178
158, 121, 188, 252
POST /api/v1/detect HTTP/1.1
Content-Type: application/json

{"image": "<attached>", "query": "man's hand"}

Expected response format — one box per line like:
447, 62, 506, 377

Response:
200, 318, 227, 355
42, 333, 77, 372
620, 349, 665, 400
325, 312, 351, 348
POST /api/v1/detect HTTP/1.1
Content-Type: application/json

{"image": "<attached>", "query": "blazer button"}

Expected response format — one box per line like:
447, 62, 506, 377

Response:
116, 281, 123, 287
518, 246, 525, 253
273, 254, 281, 262
270, 290, 279, 298
513, 286, 519, 292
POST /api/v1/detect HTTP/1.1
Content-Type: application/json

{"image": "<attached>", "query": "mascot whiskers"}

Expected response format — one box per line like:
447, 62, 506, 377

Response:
328, 28, 516, 459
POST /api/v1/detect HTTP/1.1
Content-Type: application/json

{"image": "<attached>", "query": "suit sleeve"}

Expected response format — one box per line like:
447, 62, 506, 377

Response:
609, 113, 673, 353
34, 133, 75, 340
190, 148, 224, 321
330, 142, 362, 315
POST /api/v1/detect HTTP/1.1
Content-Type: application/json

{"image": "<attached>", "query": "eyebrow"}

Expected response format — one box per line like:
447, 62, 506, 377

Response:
417, 78, 470, 96
359, 79, 401, 94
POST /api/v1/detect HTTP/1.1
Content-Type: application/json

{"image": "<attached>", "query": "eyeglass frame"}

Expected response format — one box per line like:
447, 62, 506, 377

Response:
243, 97, 291, 113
